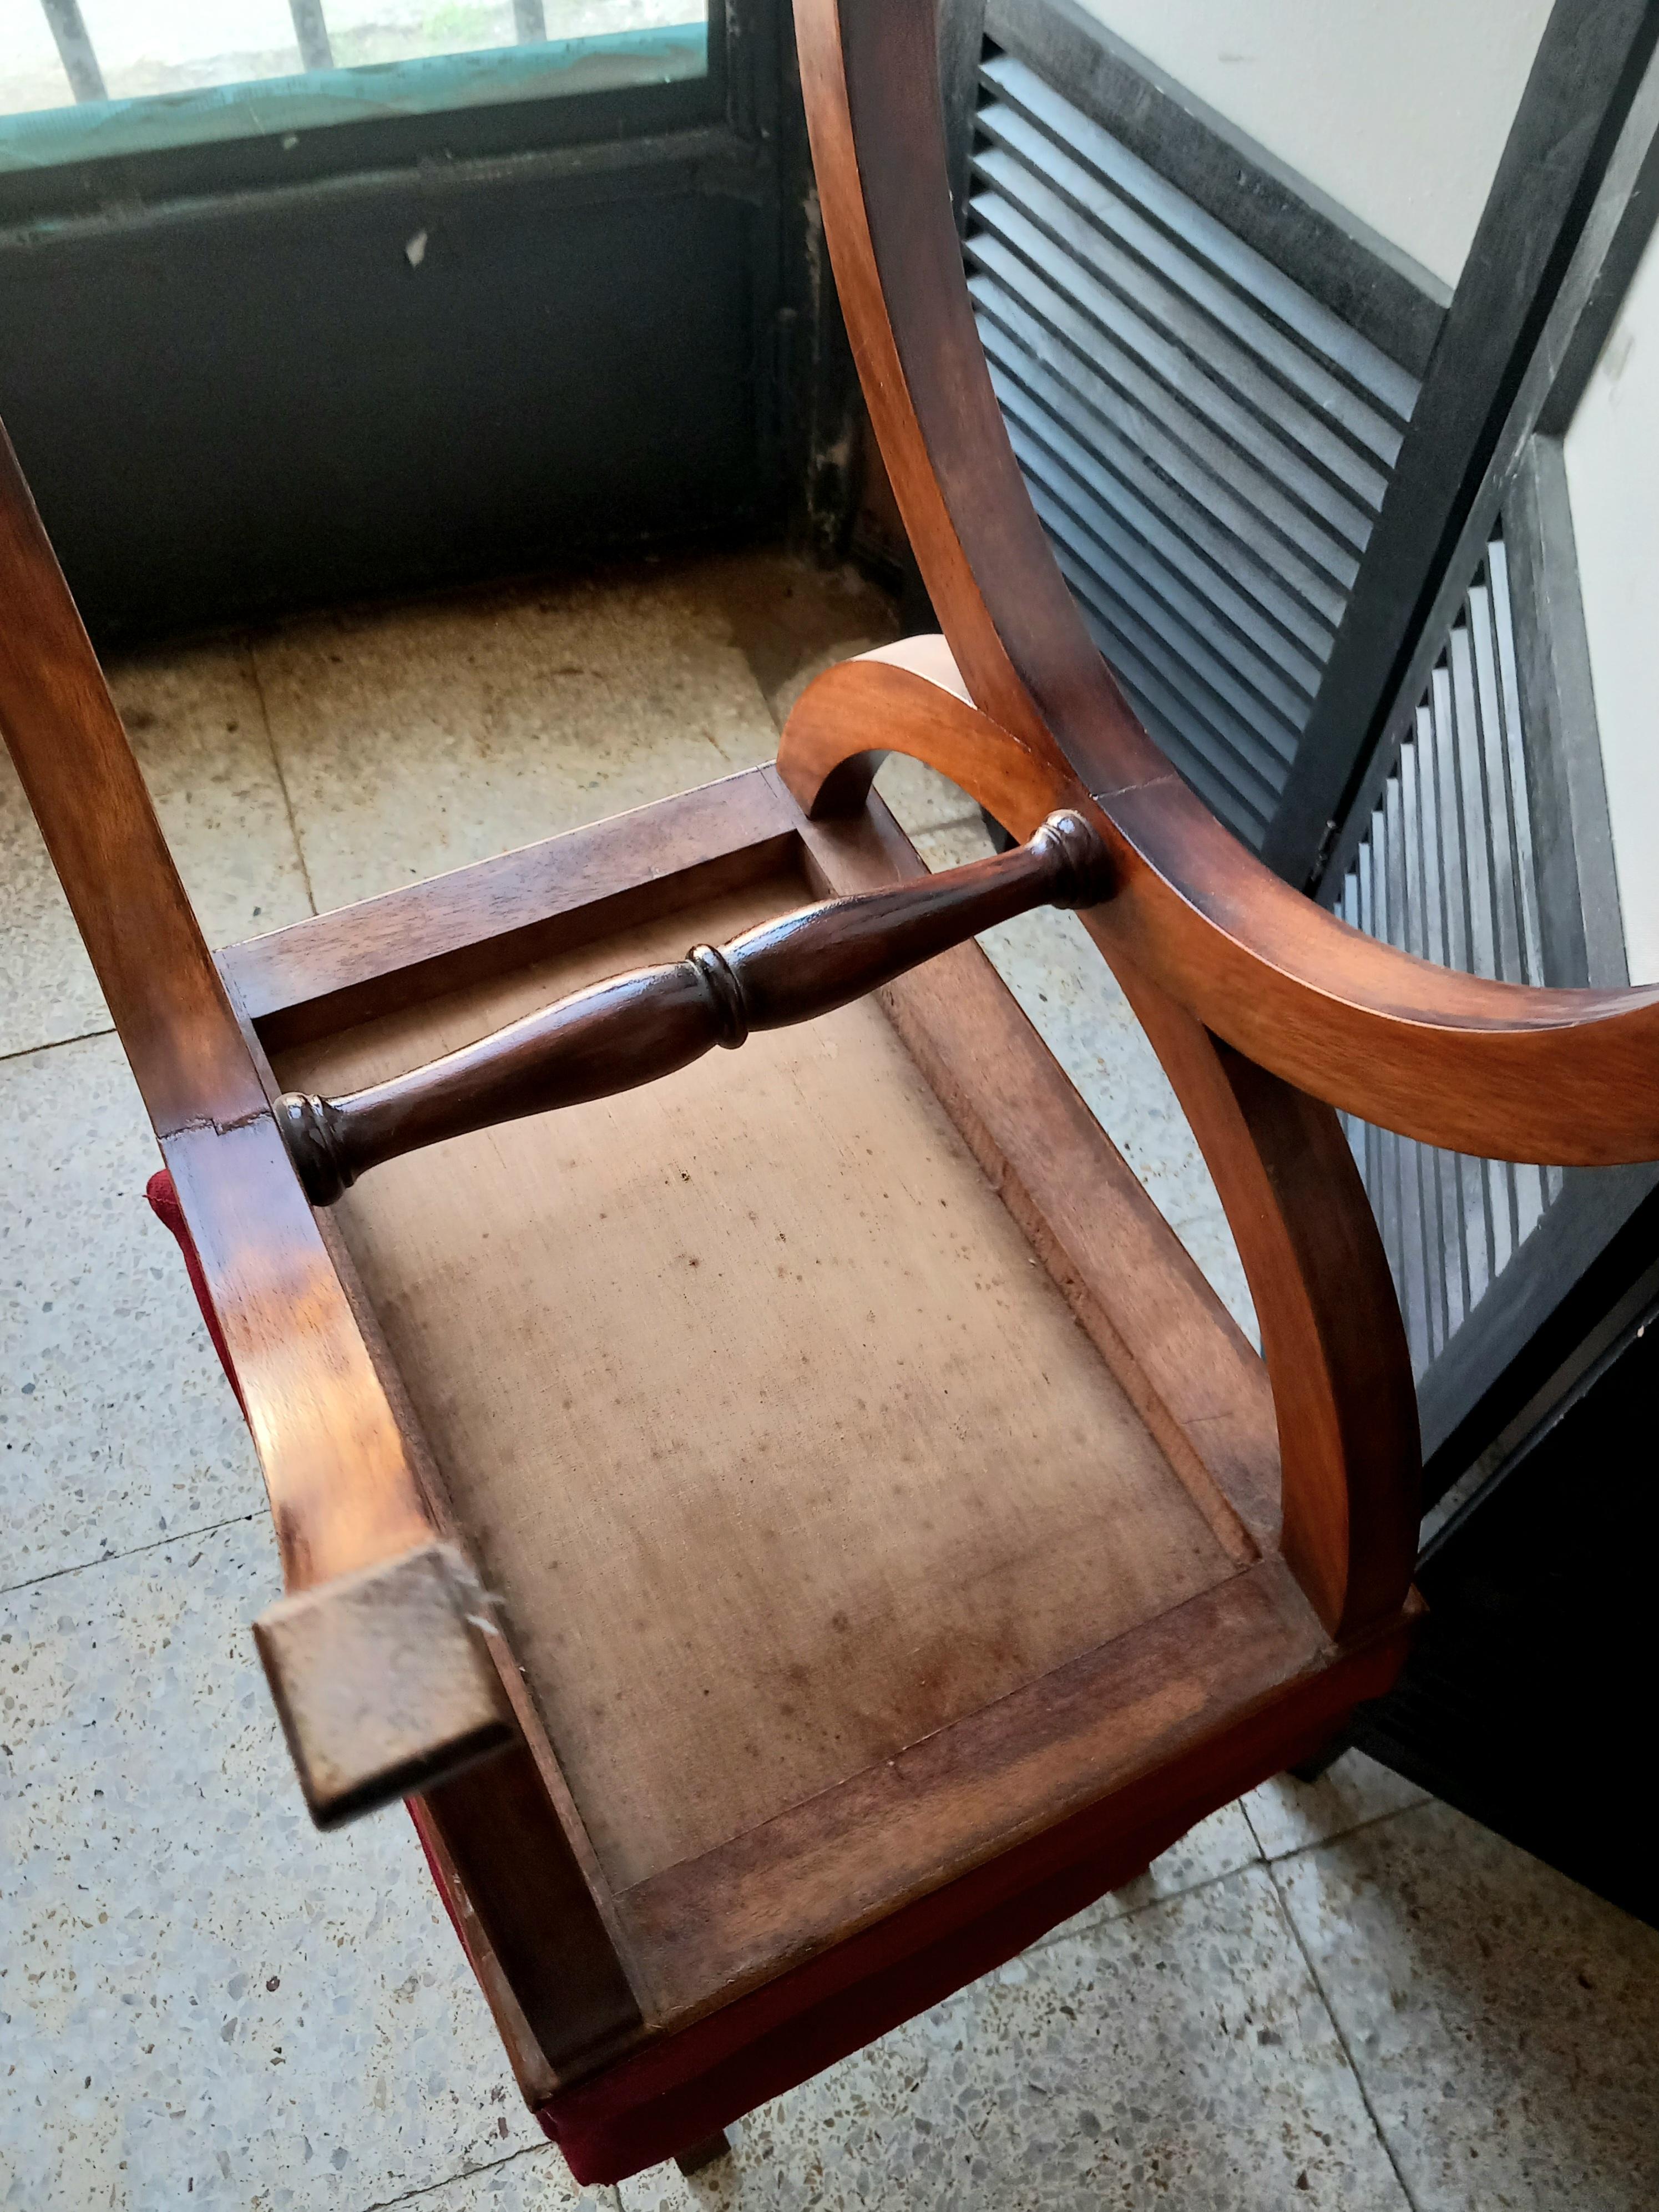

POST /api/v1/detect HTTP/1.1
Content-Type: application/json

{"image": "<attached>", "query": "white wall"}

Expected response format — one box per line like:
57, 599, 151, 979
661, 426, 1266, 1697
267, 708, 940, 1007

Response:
1070, 0, 1552, 293
1564, 221, 1659, 985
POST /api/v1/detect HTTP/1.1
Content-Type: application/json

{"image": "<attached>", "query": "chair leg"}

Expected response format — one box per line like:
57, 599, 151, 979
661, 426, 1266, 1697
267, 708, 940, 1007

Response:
1289, 1727, 1353, 1784
674, 2129, 731, 2177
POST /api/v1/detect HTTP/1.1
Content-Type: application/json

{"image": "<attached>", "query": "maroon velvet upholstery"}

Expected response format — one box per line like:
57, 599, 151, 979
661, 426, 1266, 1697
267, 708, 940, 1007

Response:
532, 1796, 1192, 2183
146, 1171, 243, 1413
146, 1168, 1233, 2185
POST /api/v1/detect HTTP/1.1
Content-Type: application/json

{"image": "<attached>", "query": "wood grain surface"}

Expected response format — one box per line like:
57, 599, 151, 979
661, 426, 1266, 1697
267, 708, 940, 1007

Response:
0, 0, 1481, 2101
0, 422, 436, 1595
277, 859, 1252, 1891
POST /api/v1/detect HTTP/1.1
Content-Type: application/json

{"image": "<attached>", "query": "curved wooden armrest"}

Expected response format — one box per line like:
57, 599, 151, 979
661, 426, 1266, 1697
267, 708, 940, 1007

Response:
778, 635, 1057, 831
780, 639, 1659, 1164
794, 0, 1659, 1171
0, 421, 517, 1827
279, 808, 1109, 1203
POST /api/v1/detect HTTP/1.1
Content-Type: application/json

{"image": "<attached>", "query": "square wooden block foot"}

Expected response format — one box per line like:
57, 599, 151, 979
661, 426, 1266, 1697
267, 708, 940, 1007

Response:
253, 1540, 515, 1827
674, 2130, 732, 2176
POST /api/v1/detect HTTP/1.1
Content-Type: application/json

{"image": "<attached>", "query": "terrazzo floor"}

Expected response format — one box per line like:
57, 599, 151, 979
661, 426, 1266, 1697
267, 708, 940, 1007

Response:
3, 549, 1656, 2210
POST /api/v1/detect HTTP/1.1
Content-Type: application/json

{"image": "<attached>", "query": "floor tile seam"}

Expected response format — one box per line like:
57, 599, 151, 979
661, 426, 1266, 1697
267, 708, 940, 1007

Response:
1248, 1795, 1435, 1872
1241, 1796, 1271, 1861
1261, 1852, 1422, 2212
0, 1022, 117, 1070
358, 2137, 605, 2211
243, 634, 320, 918
1020, 1850, 1268, 1962
0, 1510, 264, 1603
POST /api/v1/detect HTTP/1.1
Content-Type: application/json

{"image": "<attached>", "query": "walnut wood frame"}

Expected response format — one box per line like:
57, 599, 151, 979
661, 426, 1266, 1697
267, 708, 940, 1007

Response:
5, 0, 1658, 2173
210, 762, 1412, 2088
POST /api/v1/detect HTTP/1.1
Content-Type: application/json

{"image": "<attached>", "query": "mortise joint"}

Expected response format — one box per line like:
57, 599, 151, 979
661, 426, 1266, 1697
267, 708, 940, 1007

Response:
1034, 809, 1114, 909
279, 1090, 355, 1206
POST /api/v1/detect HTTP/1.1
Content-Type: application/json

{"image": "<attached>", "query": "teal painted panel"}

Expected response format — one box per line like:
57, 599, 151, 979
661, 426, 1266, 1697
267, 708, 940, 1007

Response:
0, 24, 707, 174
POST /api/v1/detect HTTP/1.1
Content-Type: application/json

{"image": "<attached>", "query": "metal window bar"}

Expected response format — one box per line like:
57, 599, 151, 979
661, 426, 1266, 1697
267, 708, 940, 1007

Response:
39, 0, 105, 103
1338, 527, 1565, 1383
290, 0, 334, 73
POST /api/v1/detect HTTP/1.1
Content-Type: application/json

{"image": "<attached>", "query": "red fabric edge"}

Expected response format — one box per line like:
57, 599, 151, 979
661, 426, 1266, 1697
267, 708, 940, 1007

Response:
408, 1799, 487, 1968
534, 1675, 1381, 2185
533, 1804, 1187, 2184
146, 1170, 245, 1414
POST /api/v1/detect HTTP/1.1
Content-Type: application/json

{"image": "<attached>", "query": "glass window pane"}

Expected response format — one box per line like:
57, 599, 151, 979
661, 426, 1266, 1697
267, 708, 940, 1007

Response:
323, 3, 706, 72
2, 2, 83, 115
76, 3, 306, 98
1, 1, 708, 128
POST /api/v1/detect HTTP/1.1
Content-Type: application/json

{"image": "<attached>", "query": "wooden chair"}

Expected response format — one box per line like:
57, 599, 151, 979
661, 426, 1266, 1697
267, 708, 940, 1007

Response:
5, 0, 1658, 2184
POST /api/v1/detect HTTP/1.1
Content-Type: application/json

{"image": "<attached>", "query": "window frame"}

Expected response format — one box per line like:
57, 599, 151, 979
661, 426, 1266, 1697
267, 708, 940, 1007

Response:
0, 3, 730, 229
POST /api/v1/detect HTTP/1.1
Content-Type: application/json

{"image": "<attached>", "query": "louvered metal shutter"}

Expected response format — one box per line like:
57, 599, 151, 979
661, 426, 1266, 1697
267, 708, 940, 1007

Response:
1335, 531, 1563, 1381
965, 50, 1420, 849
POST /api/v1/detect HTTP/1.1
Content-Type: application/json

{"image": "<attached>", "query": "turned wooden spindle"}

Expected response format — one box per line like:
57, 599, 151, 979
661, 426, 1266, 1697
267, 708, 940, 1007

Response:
278, 808, 1110, 1203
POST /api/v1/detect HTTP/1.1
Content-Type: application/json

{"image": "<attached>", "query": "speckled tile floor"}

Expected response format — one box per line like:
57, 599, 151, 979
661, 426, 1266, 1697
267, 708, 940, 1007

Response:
4, 551, 1657, 2211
